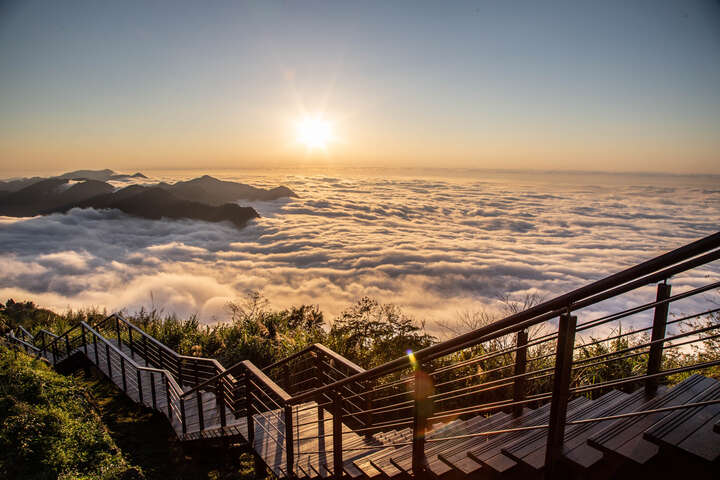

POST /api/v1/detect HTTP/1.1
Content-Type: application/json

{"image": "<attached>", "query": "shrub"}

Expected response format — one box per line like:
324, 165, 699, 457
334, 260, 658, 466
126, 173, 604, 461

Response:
0, 344, 142, 480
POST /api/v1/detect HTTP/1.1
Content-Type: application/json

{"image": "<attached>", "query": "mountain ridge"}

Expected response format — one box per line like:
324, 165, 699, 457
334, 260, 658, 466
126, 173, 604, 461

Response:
0, 170, 294, 228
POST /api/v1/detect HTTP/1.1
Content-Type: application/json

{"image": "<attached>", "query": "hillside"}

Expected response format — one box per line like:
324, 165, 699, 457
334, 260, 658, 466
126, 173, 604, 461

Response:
0, 170, 296, 229
0, 344, 142, 479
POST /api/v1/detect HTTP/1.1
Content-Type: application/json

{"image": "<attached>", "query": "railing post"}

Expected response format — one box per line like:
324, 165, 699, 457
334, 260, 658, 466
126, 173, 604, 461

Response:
52, 340, 59, 365
64, 335, 71, 358
116, 316, 122, 348
137, 368, 143, 404
412, 366, 433, 479
245, 373, 255, 445
178, 358, 184, 388
646, 282, 672, 395
128, 327, 134, 359
143, 335, 149, 366
332, 391, 343, 480
93, 333, 99, 365
81, 324, 88, 355
197, 390, 205, 431
544, 311, 577, 479
513, 329, 529, 417
181, 397, 187, 434
106, 343, 113, 379
285, 403, 295, 479
150, 371, 157, 409
158, 347, 164, 369
120, 356, 127, 392
165, 376, 172, 418
315, 352, 325, 423
217, 378, 227, 428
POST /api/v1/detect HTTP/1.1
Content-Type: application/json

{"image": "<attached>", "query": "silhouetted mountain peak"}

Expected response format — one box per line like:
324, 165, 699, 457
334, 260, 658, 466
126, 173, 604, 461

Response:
0, 171, 291, 229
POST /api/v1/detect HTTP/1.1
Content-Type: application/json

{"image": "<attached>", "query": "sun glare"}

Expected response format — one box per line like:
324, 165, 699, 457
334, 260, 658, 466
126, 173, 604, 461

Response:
296, 116, 333, 150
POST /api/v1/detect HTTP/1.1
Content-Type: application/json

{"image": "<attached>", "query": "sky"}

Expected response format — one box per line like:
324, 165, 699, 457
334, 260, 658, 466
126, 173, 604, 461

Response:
1, 0, 720, 174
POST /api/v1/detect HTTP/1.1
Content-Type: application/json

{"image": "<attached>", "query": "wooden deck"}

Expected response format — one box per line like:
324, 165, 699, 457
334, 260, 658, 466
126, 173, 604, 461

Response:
88, 335, 720, 479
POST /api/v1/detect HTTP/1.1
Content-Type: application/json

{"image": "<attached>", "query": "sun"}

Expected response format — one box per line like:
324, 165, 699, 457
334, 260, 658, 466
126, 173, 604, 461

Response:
296, 116, 334, 150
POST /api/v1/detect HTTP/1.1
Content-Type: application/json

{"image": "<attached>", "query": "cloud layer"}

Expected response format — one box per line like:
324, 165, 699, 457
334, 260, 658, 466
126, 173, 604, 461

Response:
1, 171, 718, 334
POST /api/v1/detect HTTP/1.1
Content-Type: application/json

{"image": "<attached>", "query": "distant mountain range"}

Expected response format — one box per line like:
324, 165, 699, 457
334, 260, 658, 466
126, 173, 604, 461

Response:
0, 169, 296, 228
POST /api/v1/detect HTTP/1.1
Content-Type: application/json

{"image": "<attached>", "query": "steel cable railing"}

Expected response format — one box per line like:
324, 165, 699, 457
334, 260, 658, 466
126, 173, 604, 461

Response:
4, 231, 720, 480
276, 231, 720, 479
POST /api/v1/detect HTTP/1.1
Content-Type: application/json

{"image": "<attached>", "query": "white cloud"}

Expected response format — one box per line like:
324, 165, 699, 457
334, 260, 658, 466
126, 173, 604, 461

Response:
0, 172, 718, 336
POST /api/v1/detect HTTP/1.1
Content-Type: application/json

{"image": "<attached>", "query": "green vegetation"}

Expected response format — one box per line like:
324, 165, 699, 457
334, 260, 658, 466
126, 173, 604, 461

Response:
79, 366, 264, 480
0, 293, 436, 370
0, 344, 142, 480
1, 293, 718, 478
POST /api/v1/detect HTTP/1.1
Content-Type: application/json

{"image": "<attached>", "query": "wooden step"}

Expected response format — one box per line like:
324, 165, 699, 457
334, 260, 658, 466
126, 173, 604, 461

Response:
562, 387, 656, 471
352, 428, 413, 478
389, 412, 512, 476
643, 380, 720, 462
436, 400, 564, 477
449, 397, 589, 476
499, 390, 627, 473
368, 419, 461, 477
481, 396, 596, 475
588, 374, 718, 465
426, 410, 516, 478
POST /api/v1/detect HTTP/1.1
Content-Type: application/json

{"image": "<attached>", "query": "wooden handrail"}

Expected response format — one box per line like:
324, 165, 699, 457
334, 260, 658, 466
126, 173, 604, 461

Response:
81, 321, 183, 396
242, 360, 291, 403
313, 343, 365, 374
287, 231, 720, 405
261, 344, 318, 372
113, 313, 228, 376
37, 314, 113, 357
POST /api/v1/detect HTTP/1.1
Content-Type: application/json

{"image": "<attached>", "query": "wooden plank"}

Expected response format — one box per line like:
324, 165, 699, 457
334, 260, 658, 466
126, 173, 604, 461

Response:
644, 380, 720, 462
478, 397, 590, 474
588, 374, 715, 465
382, 419, 462, 476
559, 388, 654, 470
352, 428, 412, 478
436, 402, 554, 476
500, 390, 627, 471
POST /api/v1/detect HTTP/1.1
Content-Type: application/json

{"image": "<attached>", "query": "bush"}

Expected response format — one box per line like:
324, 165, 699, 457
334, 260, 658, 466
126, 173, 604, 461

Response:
0, 344, 142, 480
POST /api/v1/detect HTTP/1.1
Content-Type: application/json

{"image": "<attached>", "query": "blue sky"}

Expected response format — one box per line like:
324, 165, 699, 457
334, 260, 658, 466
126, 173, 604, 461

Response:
1, 0, 719, 173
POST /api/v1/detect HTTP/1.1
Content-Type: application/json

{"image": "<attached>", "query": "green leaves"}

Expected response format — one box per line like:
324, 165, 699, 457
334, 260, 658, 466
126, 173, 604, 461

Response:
0, 345, 142, 480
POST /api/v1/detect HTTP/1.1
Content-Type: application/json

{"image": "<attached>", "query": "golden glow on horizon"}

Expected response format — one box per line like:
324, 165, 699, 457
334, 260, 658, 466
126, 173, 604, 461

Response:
296, 116, 334, 151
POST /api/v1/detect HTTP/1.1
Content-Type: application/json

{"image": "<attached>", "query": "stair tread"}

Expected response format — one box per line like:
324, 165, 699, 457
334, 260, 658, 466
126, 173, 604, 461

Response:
588, 374, 718, 465
369, 419, 461, 477
436, 402, 558, 476
500, 389, 628, 471
391, 411, 513, 475
644, 381, 720, 462
479, 396, 593, 474
562, 387, 654, 470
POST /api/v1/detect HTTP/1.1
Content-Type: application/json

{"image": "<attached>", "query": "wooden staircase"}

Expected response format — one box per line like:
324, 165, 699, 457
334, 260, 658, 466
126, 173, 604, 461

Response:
6, 231, 720, 479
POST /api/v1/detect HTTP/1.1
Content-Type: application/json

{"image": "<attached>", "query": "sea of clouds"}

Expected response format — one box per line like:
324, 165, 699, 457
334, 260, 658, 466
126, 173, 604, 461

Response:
1, 169, 718, 337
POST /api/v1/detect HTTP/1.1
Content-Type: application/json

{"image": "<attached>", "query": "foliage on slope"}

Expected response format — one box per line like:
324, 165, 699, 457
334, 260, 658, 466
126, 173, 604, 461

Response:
0, 344, 142, 480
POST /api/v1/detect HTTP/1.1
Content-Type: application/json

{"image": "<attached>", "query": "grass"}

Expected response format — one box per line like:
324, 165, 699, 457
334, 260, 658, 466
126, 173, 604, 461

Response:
0, 344, 142, 480
0, 344, 269, 479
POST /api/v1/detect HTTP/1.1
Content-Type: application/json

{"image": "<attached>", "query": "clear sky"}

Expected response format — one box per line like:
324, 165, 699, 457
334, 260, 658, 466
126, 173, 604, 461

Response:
1, 0, 719, 174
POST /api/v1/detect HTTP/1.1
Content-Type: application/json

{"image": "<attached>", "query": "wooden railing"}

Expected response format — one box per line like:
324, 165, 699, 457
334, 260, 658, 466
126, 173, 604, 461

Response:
279, 231, 720, 479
